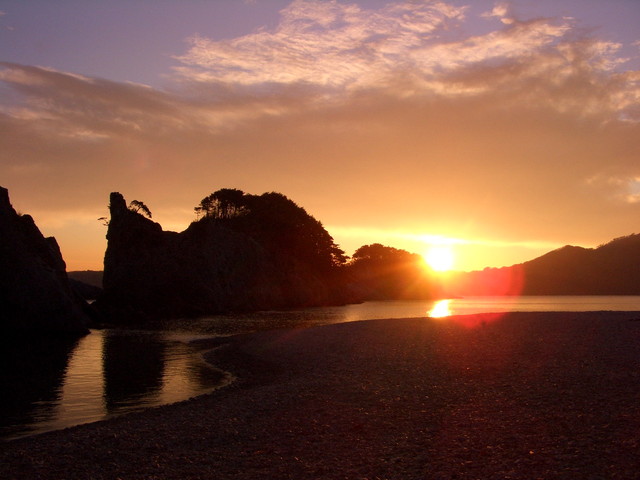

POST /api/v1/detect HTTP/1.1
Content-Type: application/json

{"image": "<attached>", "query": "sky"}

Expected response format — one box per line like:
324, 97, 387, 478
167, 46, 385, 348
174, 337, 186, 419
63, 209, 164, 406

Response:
1, 0, 639, 272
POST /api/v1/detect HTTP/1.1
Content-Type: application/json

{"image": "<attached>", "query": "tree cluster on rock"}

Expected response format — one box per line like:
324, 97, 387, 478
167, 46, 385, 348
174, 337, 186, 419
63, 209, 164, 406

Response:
194, 189, 347, 273
128, 200, 152, 218
194, 188, 247, 220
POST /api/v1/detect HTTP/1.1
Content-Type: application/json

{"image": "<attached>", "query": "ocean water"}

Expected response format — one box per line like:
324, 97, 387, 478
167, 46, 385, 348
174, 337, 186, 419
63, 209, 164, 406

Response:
3, 296, 640, 441
169, 295, 640, 335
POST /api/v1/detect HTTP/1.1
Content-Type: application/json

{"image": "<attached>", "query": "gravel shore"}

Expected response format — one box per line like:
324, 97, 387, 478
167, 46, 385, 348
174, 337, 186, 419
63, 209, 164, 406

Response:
2, 311, 640, 479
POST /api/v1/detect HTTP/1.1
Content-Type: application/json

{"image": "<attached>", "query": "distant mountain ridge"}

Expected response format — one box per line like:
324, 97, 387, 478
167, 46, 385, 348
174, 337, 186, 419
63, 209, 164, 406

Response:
67, 270, 103, 288
444, 234, 640, 296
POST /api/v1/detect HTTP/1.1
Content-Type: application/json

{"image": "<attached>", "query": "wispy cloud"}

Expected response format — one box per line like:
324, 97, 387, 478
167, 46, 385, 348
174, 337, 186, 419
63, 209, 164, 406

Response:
0, 60, 287, 140
172, 0, 637, 121
174, 1, 467, 90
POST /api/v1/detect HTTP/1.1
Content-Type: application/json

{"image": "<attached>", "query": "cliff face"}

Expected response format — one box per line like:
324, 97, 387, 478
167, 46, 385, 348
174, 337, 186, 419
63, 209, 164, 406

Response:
97, 192, 349, 323
0, 187, 91, 334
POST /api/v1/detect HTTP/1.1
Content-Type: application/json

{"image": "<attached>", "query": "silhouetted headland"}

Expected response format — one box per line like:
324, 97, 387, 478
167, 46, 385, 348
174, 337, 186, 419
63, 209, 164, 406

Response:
95, 189, 362, 323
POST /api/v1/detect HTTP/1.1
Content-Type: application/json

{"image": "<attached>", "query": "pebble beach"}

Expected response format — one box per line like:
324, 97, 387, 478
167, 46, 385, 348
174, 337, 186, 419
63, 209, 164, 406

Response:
2, 311, 639, 479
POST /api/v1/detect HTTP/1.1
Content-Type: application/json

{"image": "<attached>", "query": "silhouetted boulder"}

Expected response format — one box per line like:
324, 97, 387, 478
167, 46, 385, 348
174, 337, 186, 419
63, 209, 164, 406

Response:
96, 191, 354, 323
0, 187, 91, 334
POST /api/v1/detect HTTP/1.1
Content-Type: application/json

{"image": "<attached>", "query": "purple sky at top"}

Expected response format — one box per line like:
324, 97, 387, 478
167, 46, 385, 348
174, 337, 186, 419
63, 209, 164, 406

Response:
1, 0, 638, 88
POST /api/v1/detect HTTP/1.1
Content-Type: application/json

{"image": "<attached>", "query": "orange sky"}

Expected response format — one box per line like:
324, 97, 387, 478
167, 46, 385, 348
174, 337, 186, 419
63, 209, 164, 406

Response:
1, 1, 639, 271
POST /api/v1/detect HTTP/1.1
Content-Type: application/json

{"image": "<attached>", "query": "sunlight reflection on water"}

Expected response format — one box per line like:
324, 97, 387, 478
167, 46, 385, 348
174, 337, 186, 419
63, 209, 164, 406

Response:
440, 295, 640, 316
427, 299, 452, 318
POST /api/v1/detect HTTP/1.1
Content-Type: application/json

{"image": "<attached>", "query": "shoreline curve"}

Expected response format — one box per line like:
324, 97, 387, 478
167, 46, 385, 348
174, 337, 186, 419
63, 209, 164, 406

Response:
2, 311, 640, 479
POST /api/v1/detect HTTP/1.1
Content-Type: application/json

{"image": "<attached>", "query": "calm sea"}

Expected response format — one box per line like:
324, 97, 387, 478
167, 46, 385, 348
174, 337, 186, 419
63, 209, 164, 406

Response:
3, 295, 640, 441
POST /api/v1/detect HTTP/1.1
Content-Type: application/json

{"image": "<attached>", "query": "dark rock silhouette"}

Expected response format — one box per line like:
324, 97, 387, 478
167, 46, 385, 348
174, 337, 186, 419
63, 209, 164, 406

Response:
96, 191, 355, 323
68, 278, 103, 300
444, 234, 640, 296
0, 187, 91, 334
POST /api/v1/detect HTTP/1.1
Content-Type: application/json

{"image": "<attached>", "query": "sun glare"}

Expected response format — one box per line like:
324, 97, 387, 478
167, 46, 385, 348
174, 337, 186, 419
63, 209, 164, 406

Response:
424, 245, 455, 272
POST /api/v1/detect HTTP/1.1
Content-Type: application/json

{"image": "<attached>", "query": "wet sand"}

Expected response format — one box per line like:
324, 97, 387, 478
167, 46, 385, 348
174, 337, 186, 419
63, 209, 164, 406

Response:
2, 311, 640, 479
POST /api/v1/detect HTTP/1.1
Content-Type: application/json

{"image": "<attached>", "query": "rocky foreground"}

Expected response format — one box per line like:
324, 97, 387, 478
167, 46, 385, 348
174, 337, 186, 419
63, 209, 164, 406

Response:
2, 312, 639, 479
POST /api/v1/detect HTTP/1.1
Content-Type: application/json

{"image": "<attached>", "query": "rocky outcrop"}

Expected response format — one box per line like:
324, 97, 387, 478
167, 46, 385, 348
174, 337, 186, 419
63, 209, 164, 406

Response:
96, 192, 353, 323
0, 187, 91, 333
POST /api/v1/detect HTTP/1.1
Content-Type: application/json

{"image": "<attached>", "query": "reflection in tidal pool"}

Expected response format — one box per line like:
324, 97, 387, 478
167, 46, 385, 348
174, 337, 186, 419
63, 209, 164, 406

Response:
0, 330, 229, 441
0, 334, 80, 441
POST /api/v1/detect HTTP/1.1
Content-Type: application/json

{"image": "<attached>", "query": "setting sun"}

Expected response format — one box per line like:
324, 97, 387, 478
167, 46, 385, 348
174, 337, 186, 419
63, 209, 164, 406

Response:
424, 245, 455, 272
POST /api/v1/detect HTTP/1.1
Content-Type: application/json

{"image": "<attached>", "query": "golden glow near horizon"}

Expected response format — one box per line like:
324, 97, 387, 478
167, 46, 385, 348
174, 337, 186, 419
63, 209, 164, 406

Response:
330, 226, 569, 272
423, 244, 455, 272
